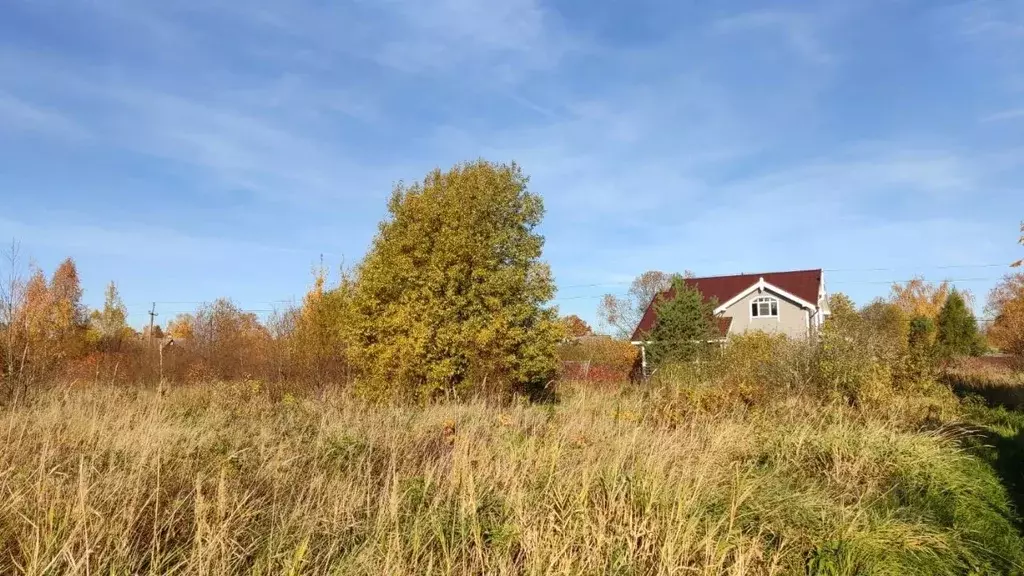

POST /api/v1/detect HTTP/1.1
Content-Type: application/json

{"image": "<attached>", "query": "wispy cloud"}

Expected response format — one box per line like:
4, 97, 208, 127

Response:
954, 0, 1024, 39
2, 0, 1021, 323
540, 140, 1019, 299
0, 49, 402, 207
981, 108, 1024, 122
0, 92, 88, 139
712, 10, 832, 64
372, 0, 574, 77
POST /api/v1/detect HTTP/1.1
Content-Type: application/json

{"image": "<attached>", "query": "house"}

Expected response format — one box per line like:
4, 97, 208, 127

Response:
631, 269, 830, 345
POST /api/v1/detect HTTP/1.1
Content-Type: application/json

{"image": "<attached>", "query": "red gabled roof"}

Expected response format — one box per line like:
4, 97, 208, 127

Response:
630, 269, 823, 341
715, 317, 733, 338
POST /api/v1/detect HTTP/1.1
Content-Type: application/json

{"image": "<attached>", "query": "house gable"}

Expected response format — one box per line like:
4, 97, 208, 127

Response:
719, 285, 813, 338
630, 269, 825, 341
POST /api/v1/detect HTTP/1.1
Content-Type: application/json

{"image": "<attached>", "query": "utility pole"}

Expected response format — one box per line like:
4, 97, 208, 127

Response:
148, 302, 158, 349
148, 302, 162, 394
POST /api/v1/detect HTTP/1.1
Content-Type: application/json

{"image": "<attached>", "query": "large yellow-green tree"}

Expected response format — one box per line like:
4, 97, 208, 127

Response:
351, 160, 560, 400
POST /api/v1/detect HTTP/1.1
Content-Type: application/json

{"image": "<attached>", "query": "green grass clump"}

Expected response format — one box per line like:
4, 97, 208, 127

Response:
0, 384, 1020, 575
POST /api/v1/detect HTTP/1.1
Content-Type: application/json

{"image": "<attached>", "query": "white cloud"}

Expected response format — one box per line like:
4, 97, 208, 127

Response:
0, 92, 88, 139
374, 0, 568, 74
981, 108, 1024, 122
712, 10, 832, 64
535, 140, 1017, 297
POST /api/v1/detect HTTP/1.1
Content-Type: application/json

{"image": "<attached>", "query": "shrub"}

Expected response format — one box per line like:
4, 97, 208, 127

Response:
556, 336, 638, 384
906, 315, 937, 387
816, 315, 889, 405
718, 332, 814, 402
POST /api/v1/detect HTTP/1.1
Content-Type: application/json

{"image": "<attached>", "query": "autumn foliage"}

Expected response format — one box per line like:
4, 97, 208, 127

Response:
888, 276, 954, 320
987, 272, 1024, 357
556, 336, 638, 383
559, 314, 593, 339
0, 161, 569, 402
349, 161, 561, 400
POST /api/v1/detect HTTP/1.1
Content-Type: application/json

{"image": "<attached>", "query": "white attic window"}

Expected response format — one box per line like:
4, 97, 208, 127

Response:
751, 296, 779, 318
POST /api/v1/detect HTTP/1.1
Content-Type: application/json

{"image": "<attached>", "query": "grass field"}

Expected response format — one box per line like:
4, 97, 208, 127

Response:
0, 380, 1022, 575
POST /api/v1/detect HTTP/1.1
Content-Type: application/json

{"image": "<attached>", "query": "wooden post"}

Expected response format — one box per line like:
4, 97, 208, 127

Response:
641, 344, 648, 379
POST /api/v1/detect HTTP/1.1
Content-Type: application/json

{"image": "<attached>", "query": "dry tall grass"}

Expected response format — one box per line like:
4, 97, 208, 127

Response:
944, 356, 1024, 410
0, 382, 1019, 575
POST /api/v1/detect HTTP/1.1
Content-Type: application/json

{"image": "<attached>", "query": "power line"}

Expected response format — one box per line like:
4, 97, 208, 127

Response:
824, 263, 1008, 273
829, 277, 997, 285
550, 276, 1003, 302
114, 268, 1012, 310
126, 300, 294, 307
556, 263, 1013, 290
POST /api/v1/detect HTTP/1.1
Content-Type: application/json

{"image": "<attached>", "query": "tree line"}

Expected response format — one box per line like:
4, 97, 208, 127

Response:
0, 161, 563, 402
2, 157, 1022, 404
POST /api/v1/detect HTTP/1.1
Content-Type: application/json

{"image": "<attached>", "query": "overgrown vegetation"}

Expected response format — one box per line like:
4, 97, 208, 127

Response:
0, 168, 1021, 574
0, 377, 1020, 576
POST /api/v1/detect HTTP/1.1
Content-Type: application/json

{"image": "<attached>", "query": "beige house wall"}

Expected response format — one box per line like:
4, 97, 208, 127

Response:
720, 288, 811, 339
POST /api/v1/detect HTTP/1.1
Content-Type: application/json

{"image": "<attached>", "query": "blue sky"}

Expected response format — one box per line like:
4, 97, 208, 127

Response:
1, 0, 1022, 329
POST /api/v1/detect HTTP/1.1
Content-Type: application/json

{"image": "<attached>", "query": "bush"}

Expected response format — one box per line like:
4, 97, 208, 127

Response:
556, 336, 638, 384
717, 332, 814, 403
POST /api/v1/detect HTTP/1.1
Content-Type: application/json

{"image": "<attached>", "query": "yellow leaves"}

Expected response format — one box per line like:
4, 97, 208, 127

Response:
49, 258, 85, 329
987, 272, 1024, 356
351, 160, 559, 399
3, 258, 89, 383
559, 315, 592, 339
989, 297, 1024, 355
18, 267, 51, 338
889, 277, 954, 320
167, 314, 195, 340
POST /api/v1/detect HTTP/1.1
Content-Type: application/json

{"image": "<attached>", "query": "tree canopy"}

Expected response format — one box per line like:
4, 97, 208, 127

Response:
987, 273, 1024, 356
598, 271, 674, 338
91, 281, 129, 349
351, 160, 560, 400
559, 314, 593, 339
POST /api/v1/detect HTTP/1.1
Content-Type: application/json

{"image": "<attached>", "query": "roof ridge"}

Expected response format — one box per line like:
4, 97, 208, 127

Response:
684, 268, 822, 281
